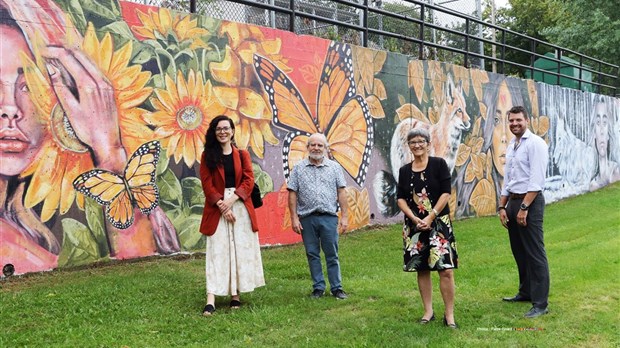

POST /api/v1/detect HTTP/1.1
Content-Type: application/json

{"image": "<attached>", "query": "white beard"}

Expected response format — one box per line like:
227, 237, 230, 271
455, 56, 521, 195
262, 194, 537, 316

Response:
309, 153, 325, 162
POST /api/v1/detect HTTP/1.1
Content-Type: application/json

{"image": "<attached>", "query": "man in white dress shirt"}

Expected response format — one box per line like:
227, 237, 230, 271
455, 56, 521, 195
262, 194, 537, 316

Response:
497, 106, 550, 319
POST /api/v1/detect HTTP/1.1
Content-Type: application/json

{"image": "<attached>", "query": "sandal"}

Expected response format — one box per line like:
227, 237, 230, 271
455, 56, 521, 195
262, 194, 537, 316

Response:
443, 315, 458, 329
230, 299, 241, 309
202, 304, 215, 316
419, 313, 435, 324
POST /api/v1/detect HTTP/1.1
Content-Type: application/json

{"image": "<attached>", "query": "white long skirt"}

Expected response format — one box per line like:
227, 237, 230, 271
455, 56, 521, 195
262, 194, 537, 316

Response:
206, 188, 265, 296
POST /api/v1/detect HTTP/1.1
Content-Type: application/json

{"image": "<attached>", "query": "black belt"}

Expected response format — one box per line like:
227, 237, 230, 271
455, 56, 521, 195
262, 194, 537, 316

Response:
309, 211, 332, 216
509, 193, 526, 200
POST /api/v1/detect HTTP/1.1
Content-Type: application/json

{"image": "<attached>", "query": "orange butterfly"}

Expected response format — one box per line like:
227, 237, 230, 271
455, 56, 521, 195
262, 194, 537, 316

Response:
73, 141, 161, 229
254, 42, 374, 186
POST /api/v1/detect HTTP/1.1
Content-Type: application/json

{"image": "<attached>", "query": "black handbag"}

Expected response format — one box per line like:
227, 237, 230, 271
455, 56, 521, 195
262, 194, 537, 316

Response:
251, 183, 263, 208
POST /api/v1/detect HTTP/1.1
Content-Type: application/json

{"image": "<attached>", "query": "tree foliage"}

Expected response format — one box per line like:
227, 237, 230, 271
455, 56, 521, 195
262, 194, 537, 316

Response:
496, 0, 618, 67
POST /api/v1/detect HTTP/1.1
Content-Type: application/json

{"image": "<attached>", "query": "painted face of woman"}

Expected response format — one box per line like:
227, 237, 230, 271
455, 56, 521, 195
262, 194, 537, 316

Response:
491, 81, 513, 176
0, 24, 48, 176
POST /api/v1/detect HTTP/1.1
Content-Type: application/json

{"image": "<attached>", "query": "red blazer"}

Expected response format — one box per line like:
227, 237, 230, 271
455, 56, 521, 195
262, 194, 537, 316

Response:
199, 147, 258, 236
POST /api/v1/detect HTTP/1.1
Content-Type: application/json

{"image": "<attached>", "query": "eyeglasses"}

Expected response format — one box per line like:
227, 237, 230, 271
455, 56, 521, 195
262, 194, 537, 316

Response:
215, 126, 232, 133
407, 140, 427, 146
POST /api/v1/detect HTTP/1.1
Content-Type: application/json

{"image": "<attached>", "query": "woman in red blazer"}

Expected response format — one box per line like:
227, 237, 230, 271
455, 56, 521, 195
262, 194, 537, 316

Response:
199, 115, 265, 316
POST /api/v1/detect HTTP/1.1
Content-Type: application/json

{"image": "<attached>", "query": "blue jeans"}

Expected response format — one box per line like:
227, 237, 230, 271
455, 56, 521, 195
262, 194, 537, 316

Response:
300, 214, 342, 292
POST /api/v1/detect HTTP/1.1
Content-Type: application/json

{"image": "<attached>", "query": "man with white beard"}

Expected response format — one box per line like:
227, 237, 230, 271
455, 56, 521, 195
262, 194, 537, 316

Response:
288, 133, 349, 300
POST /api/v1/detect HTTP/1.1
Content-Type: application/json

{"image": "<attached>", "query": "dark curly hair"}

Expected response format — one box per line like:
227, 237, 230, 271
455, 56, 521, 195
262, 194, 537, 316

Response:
203, 115, 235, 169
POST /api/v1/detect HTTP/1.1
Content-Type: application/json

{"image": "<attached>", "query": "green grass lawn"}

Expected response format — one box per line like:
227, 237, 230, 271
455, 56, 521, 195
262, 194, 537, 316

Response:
2, 183, 619, 347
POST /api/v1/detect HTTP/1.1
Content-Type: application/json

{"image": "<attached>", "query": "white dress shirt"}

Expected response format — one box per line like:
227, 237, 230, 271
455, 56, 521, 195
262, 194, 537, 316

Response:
501, 129, 548, 196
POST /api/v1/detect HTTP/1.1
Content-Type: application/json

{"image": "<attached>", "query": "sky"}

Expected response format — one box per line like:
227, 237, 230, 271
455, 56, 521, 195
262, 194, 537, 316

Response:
494, 0, 510, 9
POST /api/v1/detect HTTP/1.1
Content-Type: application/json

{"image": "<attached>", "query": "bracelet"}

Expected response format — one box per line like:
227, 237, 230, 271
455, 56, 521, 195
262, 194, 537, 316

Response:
432, 208, 439, 217
497, 206, 506, 212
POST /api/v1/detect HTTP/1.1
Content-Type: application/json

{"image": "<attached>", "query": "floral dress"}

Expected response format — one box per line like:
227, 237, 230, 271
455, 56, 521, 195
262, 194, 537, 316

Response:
397, 157, 458, 272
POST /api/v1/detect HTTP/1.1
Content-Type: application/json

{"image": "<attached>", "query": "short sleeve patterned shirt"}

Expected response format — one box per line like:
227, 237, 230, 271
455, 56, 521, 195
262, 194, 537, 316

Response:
287, 158, 347, 217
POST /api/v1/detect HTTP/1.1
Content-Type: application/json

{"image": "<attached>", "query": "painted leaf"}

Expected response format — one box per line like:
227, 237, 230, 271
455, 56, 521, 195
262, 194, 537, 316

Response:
396, 103, 427, 122
470, 69, 489, 101
464, 154, 484, 183
471, 137, 484, 154
408, 60, 424, 102
448, 186, 457, 221
485, 149, 493, 178
181, 177, 205, 215
156, 148, 170, 175
345, 187, 370, 231
177, 215, 204, 251
478, 103, 487, 121
278, 183, 292, 229
300, 64, 320, 84
470, 178, 497, 216
58, 218, 100, 267
157, 168, 183, 210
398, 94, 406, 106
373, 50, 387, 73
537, 116, 550, 136
428, 106, 440, 124
453, 65, 470, 96
373, 78, 387, 100
366, 95, 386, 119
85, 197, 109, 257
253, 163, 274, 197
455, 143, 472, 167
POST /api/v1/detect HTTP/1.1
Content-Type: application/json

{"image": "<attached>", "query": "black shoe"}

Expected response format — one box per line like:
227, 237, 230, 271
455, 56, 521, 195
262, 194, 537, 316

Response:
419, 313, 435, 324
524, 307, 548, 318
502, 294, 531, 302
230, 299, 241, 309
311, 289, 325, 299
443, 315, 458, 329
332, 289, 348, 300
202, 304, 215, 316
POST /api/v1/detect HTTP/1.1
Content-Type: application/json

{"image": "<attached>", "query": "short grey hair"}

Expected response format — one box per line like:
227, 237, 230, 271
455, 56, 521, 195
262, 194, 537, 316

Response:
307, 133, 329, 147
406, 128, 431, 143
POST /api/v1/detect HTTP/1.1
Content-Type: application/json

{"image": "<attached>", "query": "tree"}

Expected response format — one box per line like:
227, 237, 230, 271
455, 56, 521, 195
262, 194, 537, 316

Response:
542, 0, 619, 68
487, 0, 618, 80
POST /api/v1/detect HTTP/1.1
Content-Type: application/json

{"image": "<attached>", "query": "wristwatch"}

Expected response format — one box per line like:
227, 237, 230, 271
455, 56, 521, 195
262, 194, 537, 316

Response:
519, 203, 529, 211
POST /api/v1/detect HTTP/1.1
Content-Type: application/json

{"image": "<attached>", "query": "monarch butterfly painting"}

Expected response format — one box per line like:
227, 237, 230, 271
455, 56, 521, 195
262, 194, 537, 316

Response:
254, 41, 374, 186
73, 141, 161, 229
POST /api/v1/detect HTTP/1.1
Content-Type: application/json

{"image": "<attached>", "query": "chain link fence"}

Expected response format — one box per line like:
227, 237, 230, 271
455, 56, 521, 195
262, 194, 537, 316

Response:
125, 0, 484, 62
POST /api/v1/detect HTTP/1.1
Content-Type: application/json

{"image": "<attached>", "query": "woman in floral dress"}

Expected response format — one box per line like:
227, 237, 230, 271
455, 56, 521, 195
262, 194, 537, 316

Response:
397, 128, 459, 329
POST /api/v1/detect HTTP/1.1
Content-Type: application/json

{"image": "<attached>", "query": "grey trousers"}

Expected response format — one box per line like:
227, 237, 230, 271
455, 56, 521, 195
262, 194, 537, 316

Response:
506, 194, 550, 309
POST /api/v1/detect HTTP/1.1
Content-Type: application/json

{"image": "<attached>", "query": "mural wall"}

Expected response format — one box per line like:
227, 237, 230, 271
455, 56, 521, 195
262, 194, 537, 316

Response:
1, 0, 618, 276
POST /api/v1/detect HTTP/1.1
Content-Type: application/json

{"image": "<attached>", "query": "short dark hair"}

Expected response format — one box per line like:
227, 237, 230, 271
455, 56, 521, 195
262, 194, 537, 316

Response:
507, 105, 529, 119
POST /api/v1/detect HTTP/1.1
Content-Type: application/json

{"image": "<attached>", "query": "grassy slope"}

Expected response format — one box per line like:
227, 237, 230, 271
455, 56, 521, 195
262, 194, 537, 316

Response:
1, 183, 619, 347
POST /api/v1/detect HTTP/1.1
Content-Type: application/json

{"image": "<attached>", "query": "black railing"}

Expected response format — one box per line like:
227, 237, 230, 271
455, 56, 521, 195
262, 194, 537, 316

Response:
128, 0, 619, 96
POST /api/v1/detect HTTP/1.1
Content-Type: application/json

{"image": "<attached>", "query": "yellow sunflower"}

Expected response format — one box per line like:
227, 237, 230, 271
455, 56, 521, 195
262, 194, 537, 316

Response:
209, 22, 292, 157
132, 7, 209, 49
145, 70, 226, 167
20, 23, 154, 221
80, 24, 154, 154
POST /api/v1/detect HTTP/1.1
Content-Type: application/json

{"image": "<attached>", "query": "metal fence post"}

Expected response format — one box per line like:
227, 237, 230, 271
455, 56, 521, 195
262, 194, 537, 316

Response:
289, 0, 296, 33
464, 19, 469, 68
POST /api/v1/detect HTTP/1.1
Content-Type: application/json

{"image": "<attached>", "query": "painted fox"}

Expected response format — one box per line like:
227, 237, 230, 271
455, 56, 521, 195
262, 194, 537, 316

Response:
374, 73, 470, 217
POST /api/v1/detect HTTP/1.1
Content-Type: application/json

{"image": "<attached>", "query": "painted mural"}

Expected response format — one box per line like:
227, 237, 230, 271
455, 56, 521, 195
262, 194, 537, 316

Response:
0, 0, 618, 276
